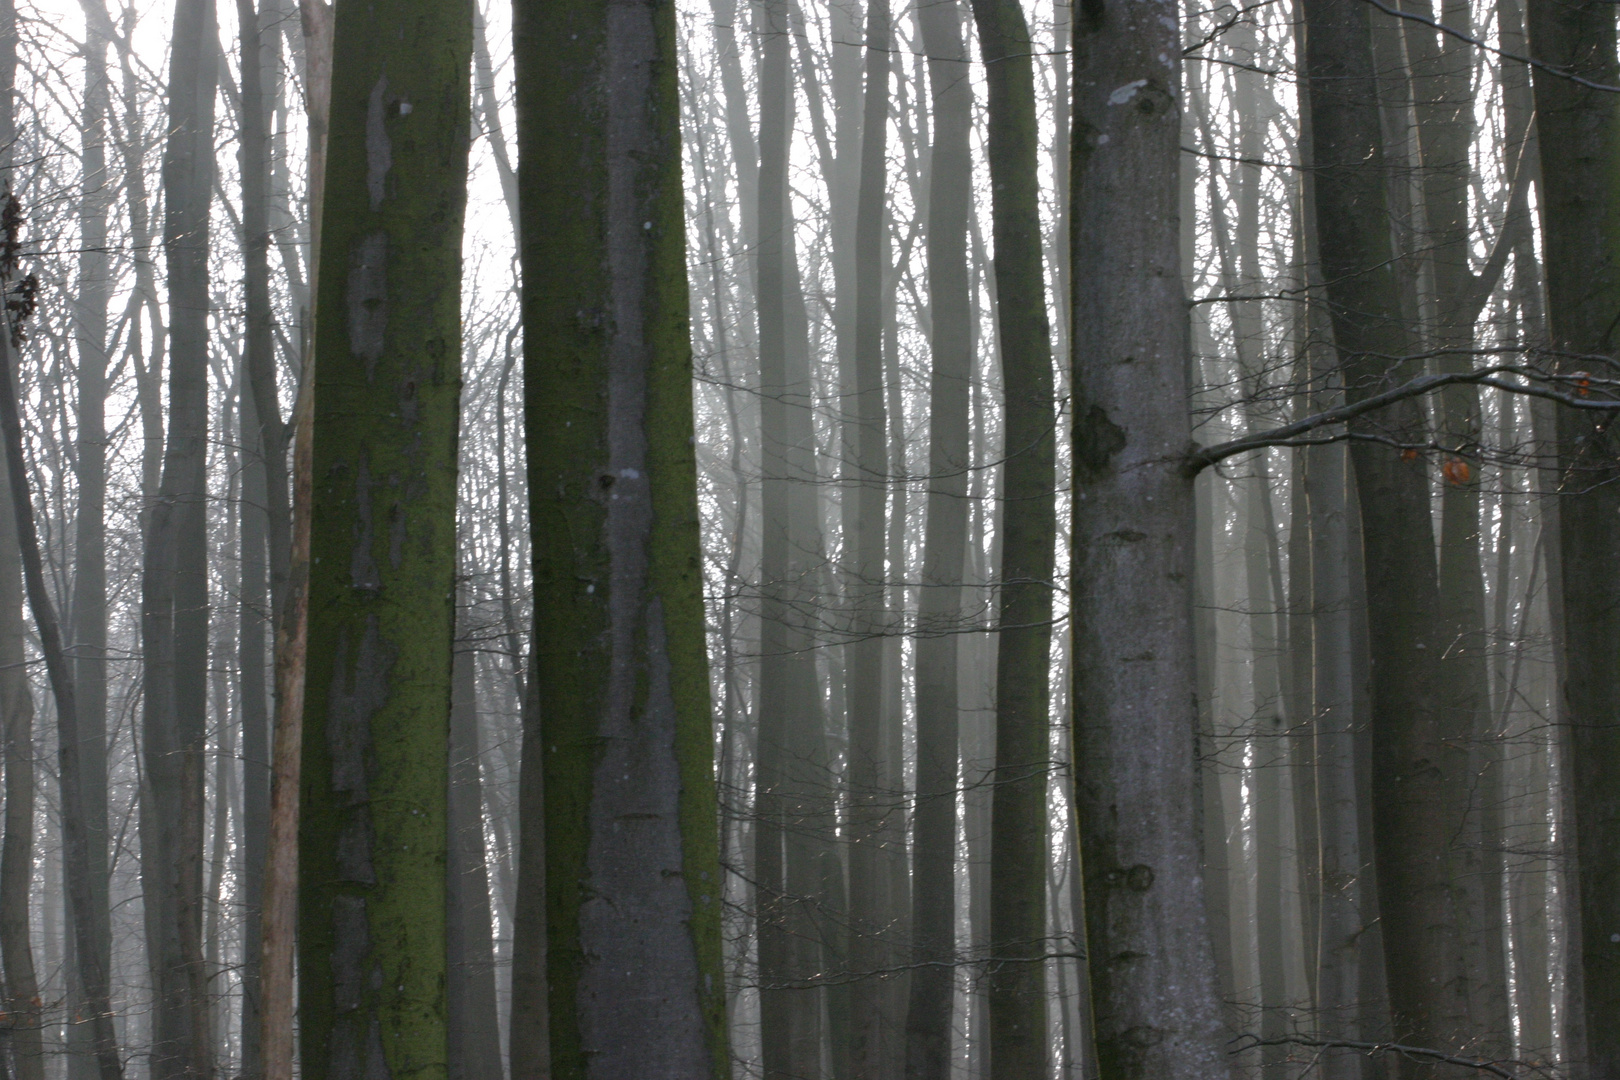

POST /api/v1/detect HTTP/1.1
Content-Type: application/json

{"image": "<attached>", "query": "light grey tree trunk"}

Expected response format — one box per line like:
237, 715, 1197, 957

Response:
1071, 0, 1228, 1074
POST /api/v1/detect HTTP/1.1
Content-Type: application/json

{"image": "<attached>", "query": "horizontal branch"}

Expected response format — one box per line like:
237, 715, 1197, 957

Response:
1229, 1033, 1547, 1080
1186, 364, 1620, 475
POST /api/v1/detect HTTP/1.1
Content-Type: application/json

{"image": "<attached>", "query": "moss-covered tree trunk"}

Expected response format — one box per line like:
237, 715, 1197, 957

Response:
296, 4, 472, 1080
1524, 0, 1620, 1072
510, 0, 728, 1071
967, 0, 1058, 1075
1070, 0, 1228, 1072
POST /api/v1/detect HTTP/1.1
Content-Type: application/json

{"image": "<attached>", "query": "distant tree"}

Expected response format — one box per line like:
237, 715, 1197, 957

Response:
143, 1, 218, 1074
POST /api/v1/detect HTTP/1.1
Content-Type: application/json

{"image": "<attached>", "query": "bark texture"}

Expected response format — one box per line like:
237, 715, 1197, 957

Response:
512, 0, 729, 1071
1070, 0, 1227, 1074
297, 7, 472, 1080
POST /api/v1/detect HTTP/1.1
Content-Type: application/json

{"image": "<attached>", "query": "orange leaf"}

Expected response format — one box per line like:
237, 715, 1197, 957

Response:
1401, 448, 1419, 462
1442, 458, 1471, 485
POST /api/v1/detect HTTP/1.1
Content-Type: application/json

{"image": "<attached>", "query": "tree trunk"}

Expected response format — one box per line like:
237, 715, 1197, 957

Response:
237, 389, 272, 1080
1523, 0, 1620, 1072
448, 631, 502, 1080
1401, 0, 1514, 1050
144, 3, 219, 1074
0, 339, 42, 1080
753, 1, 836, 1074
0, 271, 122, 1080
259, 6, 328, 1077
1070, 0, 1228, 1074
968, 0, 1059, 1074
844, 0, 902, 1073
511, 0, 730, 1070
1298, 0, 1485, 1068
904, 0, 973, 1074
61, 6, 117, 1077
295, 6, 472, 1080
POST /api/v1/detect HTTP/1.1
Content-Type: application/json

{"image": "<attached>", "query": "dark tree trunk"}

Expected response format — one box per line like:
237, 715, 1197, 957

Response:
845, 0, 904, 1074
969, 0, 1059, 1074
1299, 0, 1473, 1065
1524, 0, 1620, 1072
511, 0, 730, 1070
295, 4, 472, 1080
753, 1, 836, 1074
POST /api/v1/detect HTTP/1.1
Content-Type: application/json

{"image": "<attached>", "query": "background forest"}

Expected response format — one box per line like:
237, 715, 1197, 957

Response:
0, 0, 1611, 1076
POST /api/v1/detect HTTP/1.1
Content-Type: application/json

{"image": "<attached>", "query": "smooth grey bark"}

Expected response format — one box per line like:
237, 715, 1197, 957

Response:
1071, 0, 1228, 1075
903, 0, 973, 1076
62, 7, 116, 1078
845, 0, 904, 1074
142, 3, 218, 1077
513, 0, 729, 1069
1296, 108, 1365, 1077
1400, 0, 1517, 1046
753, 2, 835, 1072
448, 631, 502, 1080
237, 388, 272, 1080
232, 3, 282, 1076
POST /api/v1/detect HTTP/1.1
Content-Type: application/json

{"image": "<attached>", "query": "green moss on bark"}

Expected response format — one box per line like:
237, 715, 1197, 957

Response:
297, 3, 472, 1080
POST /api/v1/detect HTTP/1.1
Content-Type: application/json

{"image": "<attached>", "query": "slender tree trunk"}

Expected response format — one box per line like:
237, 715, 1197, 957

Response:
968, 0, 1058, 1074
1523, 0, 1620, 1073
144, 3, 219, 1074
904, 0, 973, 1074
237, 389, 271, 1080
1402, 0, 1516, 1049
1293, 104, 1367, 1077
0, 257, 122, 1080
295, 5, 472, 1080
0, 339, 42, 1080
1071, 0, 1228, 1074
1300, 0, 1483, 1067
61, 7, 116, 1077
232, 3, 283, 1076
512, 0, 729, 1071
259, 6, 328, 1076
0, 19, 39, 1073
845, 1, 902, 1074
753, 2, 835, 1074
448, 627, 502, 1080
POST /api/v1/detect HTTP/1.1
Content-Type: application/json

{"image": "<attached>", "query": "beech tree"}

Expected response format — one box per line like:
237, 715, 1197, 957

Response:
296, 8, 472, 1080
510, 0, 728, 1072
